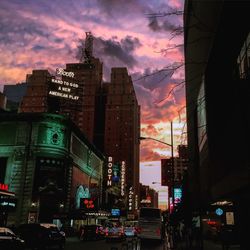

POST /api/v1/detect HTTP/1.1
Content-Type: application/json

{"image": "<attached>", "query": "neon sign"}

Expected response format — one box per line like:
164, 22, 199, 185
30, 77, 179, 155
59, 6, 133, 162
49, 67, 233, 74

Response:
174, 188, 182, 204
107, 156, 113, 186
215, 208, 223, 216
128, 186, 133, 211
121, 161, 126, 196
135, 195, 138, 210
49, 78, 79, 100
80, 198, 97, 210
56, 68, 74, 78
0, 183, 8, 191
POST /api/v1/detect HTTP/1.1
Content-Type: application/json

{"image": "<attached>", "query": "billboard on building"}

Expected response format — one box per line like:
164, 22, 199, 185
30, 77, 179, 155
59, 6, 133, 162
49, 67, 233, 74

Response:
48, 68, 79, 101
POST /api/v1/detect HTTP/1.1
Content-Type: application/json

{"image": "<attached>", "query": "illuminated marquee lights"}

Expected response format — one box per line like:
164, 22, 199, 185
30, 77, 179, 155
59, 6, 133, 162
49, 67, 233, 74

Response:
49, 78, 79, 100
56, 68, 74, 78
121, 161, 126, 196
135, 195, 138, 210
107, 156, 113, 186
128, 186, 133, 211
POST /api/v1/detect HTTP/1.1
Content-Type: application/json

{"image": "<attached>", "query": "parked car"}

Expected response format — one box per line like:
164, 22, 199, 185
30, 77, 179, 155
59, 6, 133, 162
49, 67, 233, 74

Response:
124, 221, 138, 238
0, 227, 25, 250
124, 225, 137, 238
17, 223, 66, 249
60, 225, 76, 237
105, 224, 125, 242
79, 224, 104, 241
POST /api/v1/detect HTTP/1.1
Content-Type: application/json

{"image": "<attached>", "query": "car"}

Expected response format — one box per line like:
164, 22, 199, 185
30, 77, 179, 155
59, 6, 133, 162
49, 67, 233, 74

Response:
124, 226, 137, 238
79, 224, 104, 241
105, 225, 125, 242
123, 221, 138, 238
17, 223, 66, 249
60, 225, 76, 237
0, 227, 25, 250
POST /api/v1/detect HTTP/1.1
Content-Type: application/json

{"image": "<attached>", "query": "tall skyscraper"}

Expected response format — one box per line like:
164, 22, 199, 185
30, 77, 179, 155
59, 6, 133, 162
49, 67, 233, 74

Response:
104, 68, 140, 210
63, 57, 103, 143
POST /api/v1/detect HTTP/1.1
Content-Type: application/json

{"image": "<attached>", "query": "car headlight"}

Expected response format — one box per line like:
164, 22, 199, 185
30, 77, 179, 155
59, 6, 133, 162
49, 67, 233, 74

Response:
60, 231, 66, 237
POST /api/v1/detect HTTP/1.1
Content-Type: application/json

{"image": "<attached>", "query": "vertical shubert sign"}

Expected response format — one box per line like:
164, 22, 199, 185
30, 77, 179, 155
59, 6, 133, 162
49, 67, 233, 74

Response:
107, 156, 113, 186
120, 161, 126, 196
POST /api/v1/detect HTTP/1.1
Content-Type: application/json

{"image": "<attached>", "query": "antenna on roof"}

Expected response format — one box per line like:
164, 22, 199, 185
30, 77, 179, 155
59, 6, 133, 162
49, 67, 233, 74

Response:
80, 31, 94, 65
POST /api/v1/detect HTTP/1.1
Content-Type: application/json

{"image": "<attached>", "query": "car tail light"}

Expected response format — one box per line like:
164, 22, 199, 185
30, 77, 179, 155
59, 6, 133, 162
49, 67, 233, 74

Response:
96, 228, 98, 234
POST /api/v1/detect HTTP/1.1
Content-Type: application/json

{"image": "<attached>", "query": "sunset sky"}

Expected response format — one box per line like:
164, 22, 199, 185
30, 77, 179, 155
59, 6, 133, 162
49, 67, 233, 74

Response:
0, 0, 186, 205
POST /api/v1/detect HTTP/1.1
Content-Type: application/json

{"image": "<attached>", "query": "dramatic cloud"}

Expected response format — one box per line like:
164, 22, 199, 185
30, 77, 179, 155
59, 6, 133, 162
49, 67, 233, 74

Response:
0, 0, 185, 183
148, 17, 180, 33
94, 36, 141, 68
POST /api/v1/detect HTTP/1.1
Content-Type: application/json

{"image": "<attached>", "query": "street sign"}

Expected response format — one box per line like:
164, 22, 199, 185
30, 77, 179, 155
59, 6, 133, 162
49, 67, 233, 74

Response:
215, 208, 223, 216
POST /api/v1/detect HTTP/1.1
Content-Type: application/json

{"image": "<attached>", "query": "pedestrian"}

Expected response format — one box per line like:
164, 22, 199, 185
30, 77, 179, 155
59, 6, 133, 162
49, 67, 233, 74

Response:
192, 212, 202, 248
179, 220, 185, 240
220, 224, 231, 250
79, 225, 84, 240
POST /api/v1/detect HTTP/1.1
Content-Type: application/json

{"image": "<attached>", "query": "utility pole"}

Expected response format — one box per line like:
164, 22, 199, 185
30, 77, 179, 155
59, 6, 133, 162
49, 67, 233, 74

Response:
171, 121, 174, 212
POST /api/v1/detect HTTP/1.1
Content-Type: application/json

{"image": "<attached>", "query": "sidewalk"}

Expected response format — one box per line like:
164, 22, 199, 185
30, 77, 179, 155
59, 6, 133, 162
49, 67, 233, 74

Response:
165, 232, 240, 250
174, 239, 240, 250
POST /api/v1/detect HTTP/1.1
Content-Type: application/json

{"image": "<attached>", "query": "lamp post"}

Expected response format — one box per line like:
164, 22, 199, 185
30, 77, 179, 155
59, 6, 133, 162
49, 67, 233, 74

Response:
139, 121, 175, 213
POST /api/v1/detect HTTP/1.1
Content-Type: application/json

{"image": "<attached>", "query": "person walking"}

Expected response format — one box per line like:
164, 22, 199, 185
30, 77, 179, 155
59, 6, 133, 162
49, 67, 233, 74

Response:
192, 212, 202, 249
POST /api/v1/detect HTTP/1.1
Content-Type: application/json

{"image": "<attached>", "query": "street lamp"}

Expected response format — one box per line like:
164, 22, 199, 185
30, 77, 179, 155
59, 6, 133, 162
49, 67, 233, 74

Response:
139, 137, 172, 147
139, 122, 175, 213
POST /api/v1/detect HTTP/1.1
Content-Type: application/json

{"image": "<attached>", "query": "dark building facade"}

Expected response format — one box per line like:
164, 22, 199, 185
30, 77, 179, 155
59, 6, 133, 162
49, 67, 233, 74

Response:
64, 58, 103, 144
3, 83, 27, 111
0, 92, 6, 110
139, 184, 158, 208
161, 145, 188, 187
161, 145, 188, 211
0, 113, 104, 226
184, 1, 250, 248
104, 68, 140, 213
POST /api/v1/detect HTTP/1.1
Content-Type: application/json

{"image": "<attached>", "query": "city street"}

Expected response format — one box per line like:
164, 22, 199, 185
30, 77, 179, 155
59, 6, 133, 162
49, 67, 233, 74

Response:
65, 237, 169, 250
1, 1, 249, 249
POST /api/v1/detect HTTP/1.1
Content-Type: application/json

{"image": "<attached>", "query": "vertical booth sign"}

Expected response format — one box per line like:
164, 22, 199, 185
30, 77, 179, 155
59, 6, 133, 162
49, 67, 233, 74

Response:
107, 156, 113, 186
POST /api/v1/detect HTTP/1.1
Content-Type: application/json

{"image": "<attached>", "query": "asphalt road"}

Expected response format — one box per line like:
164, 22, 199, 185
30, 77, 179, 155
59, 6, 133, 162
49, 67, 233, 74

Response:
65, 237, 170, 250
